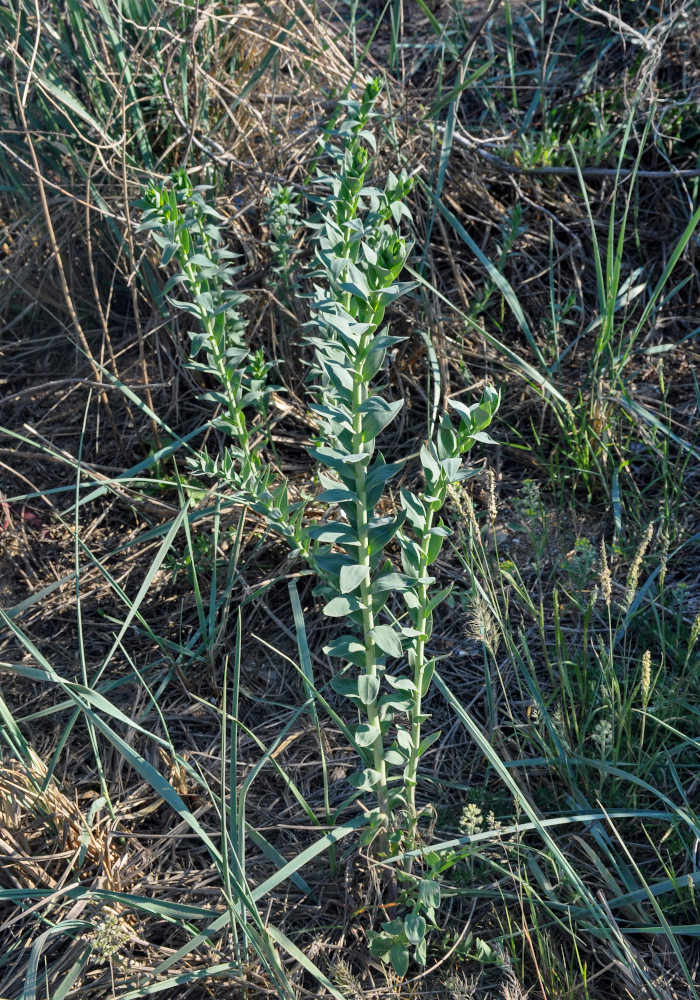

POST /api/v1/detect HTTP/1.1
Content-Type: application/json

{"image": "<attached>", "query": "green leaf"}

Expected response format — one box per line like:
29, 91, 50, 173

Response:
312, 445, 368, 472
396, 728, 413, 752
401, 489, 426, 531
368, 511, 406, 552
339, 563, 368, 594
370, 624, 403, 658
367, 930, 392, 960
418, 730, 441, 755
324, 635, 366, 665
420, 444, 441, 485
426, 524, 450, 564
385, 675, 417, 693
426, 584, 453, 615
474, 937, 502, 965
390, 941, 409, 977
314, 550, 354, 578
348, 768, 382, 791
366, 457, 405, 491
323, 595, 364, 618
354, 723, 381, 747
329, 676, 360, 700
404, 914, 426, 945
400, 537, 422, 575
379, 693, 412, 716
419, 879, 441, 909
382, 918, 405, 936
317, 487, 358, 504
420, 659, 436, 697
359, 396, 404, 442
352, 671, 378, 705
372, 572, 420, 594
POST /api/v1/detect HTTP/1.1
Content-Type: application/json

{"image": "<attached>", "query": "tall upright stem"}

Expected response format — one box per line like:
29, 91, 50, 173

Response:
351, 331, 390, 838
405, 503, 436, 842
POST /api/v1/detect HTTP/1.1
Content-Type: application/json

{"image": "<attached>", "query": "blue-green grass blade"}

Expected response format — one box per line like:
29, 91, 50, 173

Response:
22, 920, 92, 1000
267, 925, 348, 1000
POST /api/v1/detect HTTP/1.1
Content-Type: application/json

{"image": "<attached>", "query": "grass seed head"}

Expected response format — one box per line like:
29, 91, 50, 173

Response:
468, 595, 500, 656
330, 959, 363, 999
600, 538, 612, 607
487, 468, 498, 524
592, 718, 613, 757
641, 649, 652, 706
689, 612, 700, 653
623, 522, 654, 611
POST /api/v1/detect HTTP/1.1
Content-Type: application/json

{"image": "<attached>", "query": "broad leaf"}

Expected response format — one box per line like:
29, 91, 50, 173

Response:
324, 595, 364, 618
339, 563, 368, 594
390, 942, 409, 978
354, 723, 381, 747
357, 675, 380, 705
404, 914, 426, 945
370, 624, 403, 658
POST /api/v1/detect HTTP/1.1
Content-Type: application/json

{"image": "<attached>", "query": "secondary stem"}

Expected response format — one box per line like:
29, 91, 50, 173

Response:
405, 502, 436, 844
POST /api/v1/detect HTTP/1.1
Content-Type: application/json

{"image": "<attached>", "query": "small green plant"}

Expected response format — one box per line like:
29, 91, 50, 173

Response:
265, 182, 302, 307
140, 79, 499, 974
139, 169, 276, 497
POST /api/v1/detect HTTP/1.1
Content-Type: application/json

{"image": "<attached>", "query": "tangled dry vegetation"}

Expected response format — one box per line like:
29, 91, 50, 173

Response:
1, 1, 700, 998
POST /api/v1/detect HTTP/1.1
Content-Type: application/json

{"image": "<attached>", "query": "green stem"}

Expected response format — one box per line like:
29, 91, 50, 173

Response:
351, 331, 390, 842
405, 502, 437, 844
181, 250, 254, 472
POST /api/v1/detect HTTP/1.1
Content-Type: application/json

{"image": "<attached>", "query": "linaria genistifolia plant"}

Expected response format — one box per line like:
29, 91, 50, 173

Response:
138, 169, 276, 497
140, 79, 500, 975
265, 183, 302, 307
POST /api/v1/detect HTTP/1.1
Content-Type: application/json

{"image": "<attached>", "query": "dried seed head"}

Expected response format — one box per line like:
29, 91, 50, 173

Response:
641, 649, 651, 706
689, 612, 700, 653
448, 483, 479, 539
444, 973, 478, 1000
464, 492, 480, 537
600, 538, 612, 607
330, 960, 363, 999
467, 595, 500, 656
486, 810, 502, 832
623, 522, 654, 611
487, 468, 498, 524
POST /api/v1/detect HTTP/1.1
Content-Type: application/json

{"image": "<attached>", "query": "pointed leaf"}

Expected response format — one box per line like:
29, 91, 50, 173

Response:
324, 595, 364, 618
357, 675, 380, 705
370, 625, 403, 658
354, 723, 381, 748
390, 942, 409, 978
339, 563, 369, 594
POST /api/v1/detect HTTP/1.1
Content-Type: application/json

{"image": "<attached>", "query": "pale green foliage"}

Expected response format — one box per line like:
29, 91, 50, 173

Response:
138, 171, 275, 493
265, 183, 302, 302
140, 79, 500, 976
